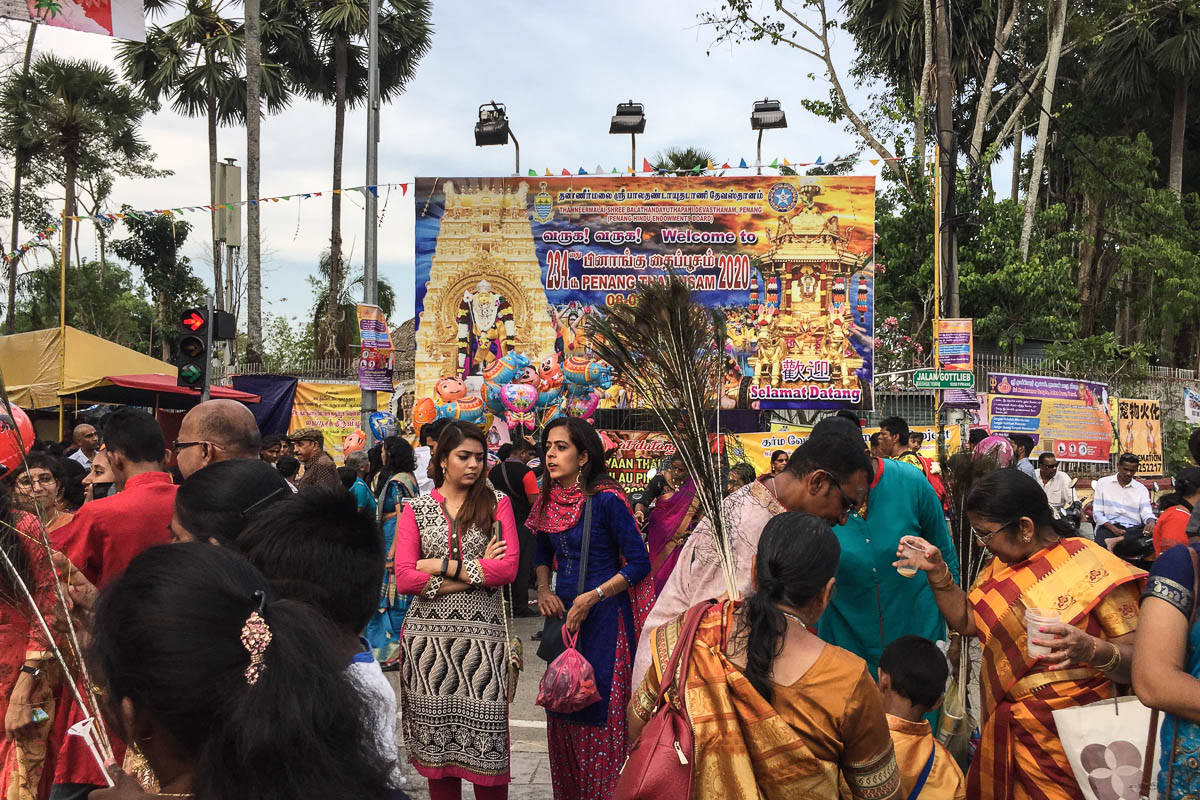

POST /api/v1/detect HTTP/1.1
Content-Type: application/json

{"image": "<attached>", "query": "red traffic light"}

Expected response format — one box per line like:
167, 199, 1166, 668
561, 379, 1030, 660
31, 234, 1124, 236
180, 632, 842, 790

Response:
181, 310, 205, 331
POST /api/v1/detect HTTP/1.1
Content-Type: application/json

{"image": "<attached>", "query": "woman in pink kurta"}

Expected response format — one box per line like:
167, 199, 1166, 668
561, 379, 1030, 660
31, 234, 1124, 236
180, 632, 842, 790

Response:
393, 422, 519, 800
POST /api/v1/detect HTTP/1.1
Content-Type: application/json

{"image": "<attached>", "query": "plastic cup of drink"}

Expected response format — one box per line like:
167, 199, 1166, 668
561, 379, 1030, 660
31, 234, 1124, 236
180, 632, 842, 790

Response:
1025, 608, 1060, 657
897, 542, 923, 578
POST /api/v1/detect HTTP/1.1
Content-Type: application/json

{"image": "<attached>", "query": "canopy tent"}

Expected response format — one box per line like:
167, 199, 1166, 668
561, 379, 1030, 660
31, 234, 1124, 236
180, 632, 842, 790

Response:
69, 374, 260, 409
0, 327, 178, 409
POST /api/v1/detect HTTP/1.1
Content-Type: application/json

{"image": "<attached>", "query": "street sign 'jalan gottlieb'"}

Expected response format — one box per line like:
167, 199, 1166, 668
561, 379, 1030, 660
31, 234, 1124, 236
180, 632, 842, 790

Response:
912, 369, 976, 390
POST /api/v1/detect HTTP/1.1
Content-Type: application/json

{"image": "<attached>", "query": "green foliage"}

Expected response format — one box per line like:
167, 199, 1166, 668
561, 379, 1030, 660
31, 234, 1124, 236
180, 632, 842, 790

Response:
258, 312, 317, 372
1044, 334, 1152, 382
651, 147, 715, 174
1163, 418, 1194, 476
14, 261, 156, 351
307, 249, 395, 357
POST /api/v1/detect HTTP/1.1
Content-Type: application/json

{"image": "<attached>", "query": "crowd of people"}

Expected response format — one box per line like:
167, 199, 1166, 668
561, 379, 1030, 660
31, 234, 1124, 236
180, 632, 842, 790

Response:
0, 403, 1197, 800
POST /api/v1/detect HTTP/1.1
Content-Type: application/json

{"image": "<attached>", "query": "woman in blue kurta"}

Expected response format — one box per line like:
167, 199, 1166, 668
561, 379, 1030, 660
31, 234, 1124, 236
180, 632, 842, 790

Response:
529, 417, 651, 800
365, 436, 420, 666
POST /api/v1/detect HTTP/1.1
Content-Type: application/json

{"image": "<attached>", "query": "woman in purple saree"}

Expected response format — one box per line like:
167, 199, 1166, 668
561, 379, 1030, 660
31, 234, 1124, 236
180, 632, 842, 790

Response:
646, 457, 702, 595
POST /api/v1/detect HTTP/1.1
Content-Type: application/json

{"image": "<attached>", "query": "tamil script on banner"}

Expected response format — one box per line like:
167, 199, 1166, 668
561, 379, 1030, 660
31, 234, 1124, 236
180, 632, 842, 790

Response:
1115, 399, 1163, 476
985, 374, 1113, 463
413, 176, 876, 419
737, 425, 961, 474
936, 319, 973, 371
1187, 387, 1200, 423
356, 304, 394, 392
289, 382, 388, 461
0, 0, 145, 40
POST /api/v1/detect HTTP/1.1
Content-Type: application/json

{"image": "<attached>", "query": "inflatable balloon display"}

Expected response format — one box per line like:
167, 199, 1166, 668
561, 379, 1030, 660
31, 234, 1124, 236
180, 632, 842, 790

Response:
974, 435, 1015, 468
500, 383, 539, 433
482, 382, 507, 417
435, 376, 468, 402
538, 354, 563, 391
342, 429, 367, 455
0, 402, 34, 478
368, 412, 398, 441
564, 390, 601, 420
412, 397, 437, 435
481, 352, 531, 386
435, 396, 486, 425
562, 356, 613, 392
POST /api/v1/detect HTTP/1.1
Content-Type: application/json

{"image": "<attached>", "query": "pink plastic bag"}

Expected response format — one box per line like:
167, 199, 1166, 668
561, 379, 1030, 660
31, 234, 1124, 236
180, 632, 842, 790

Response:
535, 627, 601, 713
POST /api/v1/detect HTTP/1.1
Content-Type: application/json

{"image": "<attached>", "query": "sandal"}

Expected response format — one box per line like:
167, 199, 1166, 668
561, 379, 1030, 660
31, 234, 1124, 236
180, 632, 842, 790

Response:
531, 630, 543, 641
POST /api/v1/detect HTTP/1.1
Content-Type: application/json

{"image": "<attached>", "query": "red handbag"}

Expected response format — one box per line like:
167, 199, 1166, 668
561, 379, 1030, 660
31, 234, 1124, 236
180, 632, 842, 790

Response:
614, 600, 713, 800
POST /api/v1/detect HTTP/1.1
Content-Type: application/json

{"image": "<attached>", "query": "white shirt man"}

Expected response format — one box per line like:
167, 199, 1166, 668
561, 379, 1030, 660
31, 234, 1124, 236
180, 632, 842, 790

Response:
1092, 455, 1155, 551
68, 424, 99, 470
1034, 454, 1075, 511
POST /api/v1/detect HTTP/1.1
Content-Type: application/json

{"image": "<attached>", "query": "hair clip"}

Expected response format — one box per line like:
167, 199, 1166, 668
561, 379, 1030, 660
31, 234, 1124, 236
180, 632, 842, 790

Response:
240, 591, 272, 685
239, 487, 288, 520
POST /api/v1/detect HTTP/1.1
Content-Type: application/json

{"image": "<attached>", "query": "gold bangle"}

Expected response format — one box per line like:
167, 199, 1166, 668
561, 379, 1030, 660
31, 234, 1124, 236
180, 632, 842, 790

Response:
1093, 640, 1121, 672
929, 567, 956, 591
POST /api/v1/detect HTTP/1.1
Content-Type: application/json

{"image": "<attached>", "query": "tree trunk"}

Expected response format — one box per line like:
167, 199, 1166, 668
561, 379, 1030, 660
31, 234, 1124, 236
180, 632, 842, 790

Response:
969, 0, 1020, 165
322, 34, 348, 358
1076, 190, 1104, 337
205, 46, 223, 310
1159, 75, 1188, 360
934, 0, 958, 316
158, 290, 169, 361
1020, 0, 1068, 260
913, 0, 934, 180
6, 22, 36, 335
244, 0, 263, 364
62, 152, 77, 325
1010, 127, 1022, 204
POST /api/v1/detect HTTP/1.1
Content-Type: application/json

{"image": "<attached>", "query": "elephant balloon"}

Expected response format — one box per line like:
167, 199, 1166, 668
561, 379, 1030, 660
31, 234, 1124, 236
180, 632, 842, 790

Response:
536, 384, 564, 412
436, 396, 486, 425
482, 381, 507, 417
562, 356, 613, 392
481, 352, 532, 387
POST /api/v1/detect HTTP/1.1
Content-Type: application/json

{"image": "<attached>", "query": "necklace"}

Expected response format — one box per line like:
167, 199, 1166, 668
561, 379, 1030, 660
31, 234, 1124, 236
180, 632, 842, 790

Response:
779, 609, 808, 627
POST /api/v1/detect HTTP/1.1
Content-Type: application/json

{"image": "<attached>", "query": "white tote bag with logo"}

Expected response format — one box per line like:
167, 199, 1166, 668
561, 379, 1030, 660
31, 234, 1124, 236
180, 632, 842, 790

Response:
1051, 695, 1162, 800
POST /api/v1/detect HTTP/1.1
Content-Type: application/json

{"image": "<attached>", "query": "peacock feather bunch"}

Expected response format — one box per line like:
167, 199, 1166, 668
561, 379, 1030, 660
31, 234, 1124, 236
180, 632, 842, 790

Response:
587, 274, 740, 599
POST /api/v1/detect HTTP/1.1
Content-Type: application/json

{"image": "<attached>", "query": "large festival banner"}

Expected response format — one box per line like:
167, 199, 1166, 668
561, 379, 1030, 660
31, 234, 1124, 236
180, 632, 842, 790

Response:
599, 431, 677, 495
356, 304, 394, 392
289, 382, 389, 461
413, 176, 876, 430
985, 373, 1113, 464
750, 424, 961, 471
1115, 398, 1163, 476
0, 0, 145, 40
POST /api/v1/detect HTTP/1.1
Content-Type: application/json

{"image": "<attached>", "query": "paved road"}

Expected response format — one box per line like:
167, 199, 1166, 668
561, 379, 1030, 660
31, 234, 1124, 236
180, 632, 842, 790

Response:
387, 613, 557, 799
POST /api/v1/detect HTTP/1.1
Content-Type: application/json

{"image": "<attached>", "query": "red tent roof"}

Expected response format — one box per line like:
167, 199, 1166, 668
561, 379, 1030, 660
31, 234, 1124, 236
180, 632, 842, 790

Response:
103, 374, 260, 402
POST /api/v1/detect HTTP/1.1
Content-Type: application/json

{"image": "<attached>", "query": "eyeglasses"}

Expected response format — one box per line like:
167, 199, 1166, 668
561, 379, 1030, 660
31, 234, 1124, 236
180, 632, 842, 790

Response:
972, 520, 1015, 546
823, 472, 859, 515
14, 474, 56, 489
173, 440, 225, 452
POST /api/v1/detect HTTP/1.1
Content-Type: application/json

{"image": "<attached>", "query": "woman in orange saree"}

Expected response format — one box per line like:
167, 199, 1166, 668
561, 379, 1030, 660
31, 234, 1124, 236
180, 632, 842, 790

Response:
630, 512, 902, 800
897, 469, 1144, 800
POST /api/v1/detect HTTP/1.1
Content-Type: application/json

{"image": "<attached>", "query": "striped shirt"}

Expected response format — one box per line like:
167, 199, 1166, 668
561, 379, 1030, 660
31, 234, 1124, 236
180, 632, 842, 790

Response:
1092, 474, 1154, 528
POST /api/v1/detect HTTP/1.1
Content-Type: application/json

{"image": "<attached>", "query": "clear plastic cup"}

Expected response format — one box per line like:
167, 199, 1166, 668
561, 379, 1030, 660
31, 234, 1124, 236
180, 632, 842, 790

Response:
1025, 608, 1060, 657
897, 542, 922, 578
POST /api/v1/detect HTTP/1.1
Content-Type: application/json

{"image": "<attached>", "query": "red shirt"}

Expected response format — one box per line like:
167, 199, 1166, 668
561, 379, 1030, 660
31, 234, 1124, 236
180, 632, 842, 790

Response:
53, 471, 177, 786
1153, 505, 1191, 557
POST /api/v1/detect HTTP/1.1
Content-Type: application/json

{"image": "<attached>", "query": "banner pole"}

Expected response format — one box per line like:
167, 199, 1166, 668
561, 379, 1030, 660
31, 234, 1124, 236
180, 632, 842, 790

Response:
58, 210, 67, 440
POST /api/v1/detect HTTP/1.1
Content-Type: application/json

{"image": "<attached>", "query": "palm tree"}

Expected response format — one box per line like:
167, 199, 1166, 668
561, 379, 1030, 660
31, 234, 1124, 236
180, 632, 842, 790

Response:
308, 248, 395, 358
652, 146, 716, 174
1, 55, 149, 278
3, 22, 38, 335
296, 0, 431, 357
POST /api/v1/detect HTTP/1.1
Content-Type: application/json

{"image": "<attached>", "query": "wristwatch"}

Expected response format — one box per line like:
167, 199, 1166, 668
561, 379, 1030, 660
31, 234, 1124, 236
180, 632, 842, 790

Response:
595, 586, 605, 601
19, 665, 42, 680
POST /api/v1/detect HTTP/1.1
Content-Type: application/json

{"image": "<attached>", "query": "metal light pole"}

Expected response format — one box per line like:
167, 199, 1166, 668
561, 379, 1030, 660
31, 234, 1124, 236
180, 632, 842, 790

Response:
750, 99, 787, 177
609, 101, 646, 171
361, 0, 380, 443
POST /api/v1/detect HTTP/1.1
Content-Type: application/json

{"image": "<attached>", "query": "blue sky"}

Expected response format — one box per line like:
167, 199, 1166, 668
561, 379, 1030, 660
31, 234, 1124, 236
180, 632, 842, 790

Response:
11, 0, 1008, 329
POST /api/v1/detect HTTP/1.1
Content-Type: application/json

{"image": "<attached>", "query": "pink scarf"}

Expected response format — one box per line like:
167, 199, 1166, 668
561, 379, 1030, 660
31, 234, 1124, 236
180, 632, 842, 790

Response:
526, 477, 629, 533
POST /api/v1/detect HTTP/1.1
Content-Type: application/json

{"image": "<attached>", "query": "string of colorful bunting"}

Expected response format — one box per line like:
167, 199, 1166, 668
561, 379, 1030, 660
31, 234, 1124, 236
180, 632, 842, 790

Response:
527, 153, 917, 177
2, 224, 61, 266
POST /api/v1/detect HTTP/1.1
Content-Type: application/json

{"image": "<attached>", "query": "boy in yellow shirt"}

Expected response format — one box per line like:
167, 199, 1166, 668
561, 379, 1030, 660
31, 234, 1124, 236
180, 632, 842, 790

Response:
878, 636, 967, 800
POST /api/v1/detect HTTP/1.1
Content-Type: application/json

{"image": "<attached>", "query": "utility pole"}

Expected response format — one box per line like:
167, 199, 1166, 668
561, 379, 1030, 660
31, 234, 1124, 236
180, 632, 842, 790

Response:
361, 0, 380, 443
934, 0, 958, 318
245, 0, 263, 363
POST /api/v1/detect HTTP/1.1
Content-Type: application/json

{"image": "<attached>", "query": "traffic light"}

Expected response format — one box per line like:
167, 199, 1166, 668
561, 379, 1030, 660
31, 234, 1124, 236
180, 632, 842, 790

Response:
177, 307, 210, 391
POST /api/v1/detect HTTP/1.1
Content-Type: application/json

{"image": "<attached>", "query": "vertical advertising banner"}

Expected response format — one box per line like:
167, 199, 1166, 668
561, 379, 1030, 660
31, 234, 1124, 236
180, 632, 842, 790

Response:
413, 176, 876, 429
356, 304, 394, 392
985, 373, 1113, 463
936, 319, 974, 371
1115, 399, 1163, 476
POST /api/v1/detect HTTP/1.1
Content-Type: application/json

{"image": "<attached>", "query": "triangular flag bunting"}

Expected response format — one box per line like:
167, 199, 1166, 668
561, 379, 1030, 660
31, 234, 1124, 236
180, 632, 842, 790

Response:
595, 165, 603, 175
400, 184, 409, 195
528, 169, 537, 176
869, 159, 879, 166
250, 200, 259, 206
782, 157, 791, 167
561, 168, 571, 176
815, 156, 824, 165
707, 159, 716, 170
769, 158, 779, 169
738, 158, 748, 168
642, 158, 653, 173
578, 168, 587, 175
722, 162, 731, 169
612, 168, 618, 173
544, 169, 553, 176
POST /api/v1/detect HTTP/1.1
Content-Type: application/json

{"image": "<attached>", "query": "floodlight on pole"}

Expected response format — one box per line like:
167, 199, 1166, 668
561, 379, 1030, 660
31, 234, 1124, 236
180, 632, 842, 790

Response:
475, 101, 519, 175
750, 98, 787, 176
609, 101, 646, 173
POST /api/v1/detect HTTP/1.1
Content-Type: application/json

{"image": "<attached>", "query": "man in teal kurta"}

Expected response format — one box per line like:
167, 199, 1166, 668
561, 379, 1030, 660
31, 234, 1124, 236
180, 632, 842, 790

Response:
818, 456, 960, 676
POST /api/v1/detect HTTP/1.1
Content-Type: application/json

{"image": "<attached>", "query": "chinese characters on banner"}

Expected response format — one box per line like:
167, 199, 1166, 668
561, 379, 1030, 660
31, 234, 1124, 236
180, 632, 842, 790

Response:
1114, 399, 1162, 476
936, 319, 973, 370
985, 373, 1113, 464
413, 176, 876, 424
356, 304, 394, 392
0, 0, 145, 40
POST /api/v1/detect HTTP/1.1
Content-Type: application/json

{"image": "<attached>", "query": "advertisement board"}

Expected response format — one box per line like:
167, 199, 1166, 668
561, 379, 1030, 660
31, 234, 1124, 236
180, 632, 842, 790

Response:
1115, 399, 1163, 476
289, 382, 389, 461
733, 425, 961, 475
413, 175, 876, 427
985, 373, 1113, 463
936, 318, 973, 371
599, 430, 677, 496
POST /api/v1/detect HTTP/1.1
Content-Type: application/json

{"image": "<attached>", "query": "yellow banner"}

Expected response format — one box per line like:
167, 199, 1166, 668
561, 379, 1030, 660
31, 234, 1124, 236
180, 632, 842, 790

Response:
1115, 398, 1163, 476
732, 425, 961, 475
289, 382, 389, 462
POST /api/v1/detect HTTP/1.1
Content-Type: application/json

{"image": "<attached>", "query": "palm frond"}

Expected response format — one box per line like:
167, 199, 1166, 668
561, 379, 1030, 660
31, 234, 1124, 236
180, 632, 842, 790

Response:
587, 273, 739, 599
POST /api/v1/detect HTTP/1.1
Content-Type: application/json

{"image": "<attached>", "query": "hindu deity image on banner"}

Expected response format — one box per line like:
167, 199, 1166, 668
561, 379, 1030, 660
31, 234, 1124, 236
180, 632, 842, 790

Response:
412, 176, 876, 429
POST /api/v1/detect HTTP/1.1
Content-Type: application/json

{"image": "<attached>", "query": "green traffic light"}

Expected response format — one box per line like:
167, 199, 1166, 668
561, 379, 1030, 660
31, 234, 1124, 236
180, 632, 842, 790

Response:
180, 364, 203, 385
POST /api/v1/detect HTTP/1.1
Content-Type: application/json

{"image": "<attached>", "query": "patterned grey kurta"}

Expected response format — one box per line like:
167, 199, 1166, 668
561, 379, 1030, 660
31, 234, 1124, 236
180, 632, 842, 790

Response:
400, 492, 510, 782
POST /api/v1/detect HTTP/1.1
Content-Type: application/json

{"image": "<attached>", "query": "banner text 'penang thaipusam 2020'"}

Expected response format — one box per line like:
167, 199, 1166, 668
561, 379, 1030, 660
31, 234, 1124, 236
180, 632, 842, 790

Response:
412, 176, 876, 430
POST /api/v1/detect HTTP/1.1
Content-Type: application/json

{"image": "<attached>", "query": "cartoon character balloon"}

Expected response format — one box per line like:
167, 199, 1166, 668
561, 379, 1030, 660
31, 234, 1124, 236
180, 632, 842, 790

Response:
500, 383, 539, 433
412, 397, 437, 437
538, 354, 563, 391
342, 429, 367, 455
368, 412, 398, 441
0, 403, 34, 478
973, 435, 1015, 468
435, 376, 468, 402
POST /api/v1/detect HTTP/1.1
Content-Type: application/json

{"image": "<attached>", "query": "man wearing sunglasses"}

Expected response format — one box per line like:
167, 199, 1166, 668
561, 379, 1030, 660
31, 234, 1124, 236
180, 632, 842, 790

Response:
818, 421, 962, 678
174, 399, 263, 479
